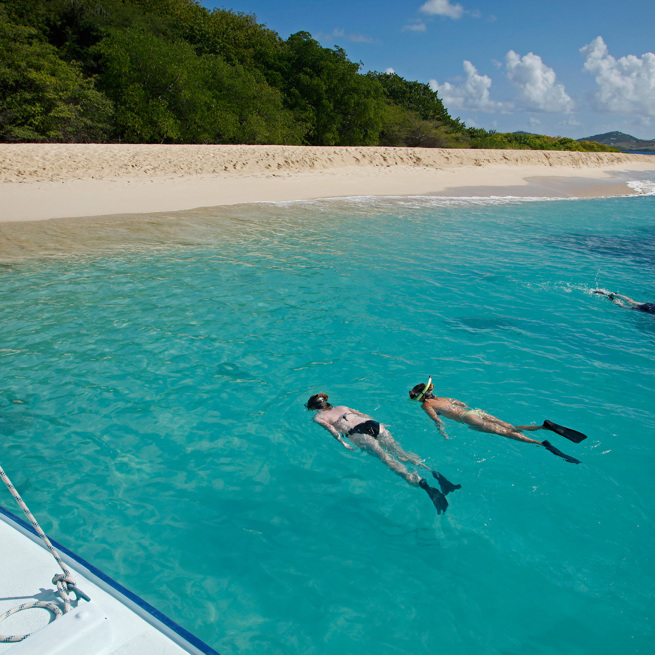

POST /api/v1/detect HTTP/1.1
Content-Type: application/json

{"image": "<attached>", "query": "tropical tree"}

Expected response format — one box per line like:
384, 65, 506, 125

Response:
378, 104, 464, 147
281, 32, 385, 145
0, 15, 112, 142
94, 27, 303, 143
368, 72, 463, 128
0, 0, 618, 150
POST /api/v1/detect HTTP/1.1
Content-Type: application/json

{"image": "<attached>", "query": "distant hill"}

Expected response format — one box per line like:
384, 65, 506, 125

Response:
578, 131, 655, 153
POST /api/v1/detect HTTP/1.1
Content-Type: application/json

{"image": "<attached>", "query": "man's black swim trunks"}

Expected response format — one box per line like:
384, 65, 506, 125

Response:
634, 303, 655, 315
348, 420, 381, 439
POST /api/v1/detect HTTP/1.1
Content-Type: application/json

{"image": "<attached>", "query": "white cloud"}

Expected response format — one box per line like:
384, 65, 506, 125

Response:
581, 36, 655, 117
563, 117, 582, 128
430, 61, 504, 112
505, 50, 574, 113
316, 28, 376, 44
431, 51, 574, 117
403, 21, 427, 32
386, 67, 396, 74
419, 0, 464, 19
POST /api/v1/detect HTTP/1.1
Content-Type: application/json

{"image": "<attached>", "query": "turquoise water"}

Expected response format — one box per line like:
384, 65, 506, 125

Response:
1, 189, 654, 654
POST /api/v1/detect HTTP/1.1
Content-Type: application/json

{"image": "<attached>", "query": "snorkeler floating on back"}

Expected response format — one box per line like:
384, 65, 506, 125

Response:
593, 290, 655, 315
408, 378, 586, 464
306, 392, 460, 515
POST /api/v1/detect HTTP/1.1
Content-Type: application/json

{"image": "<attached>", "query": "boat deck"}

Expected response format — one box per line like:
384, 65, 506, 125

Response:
0, 505, 218, 654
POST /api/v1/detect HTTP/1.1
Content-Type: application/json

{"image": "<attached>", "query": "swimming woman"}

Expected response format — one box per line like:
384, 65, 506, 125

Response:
306, 392, 460, 515
408, 378, 585, 464
593, 290, 655, 315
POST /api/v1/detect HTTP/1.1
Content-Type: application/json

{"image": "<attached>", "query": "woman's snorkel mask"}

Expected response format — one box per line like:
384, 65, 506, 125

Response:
409, 376, 432, 402
306, 393, 329, 410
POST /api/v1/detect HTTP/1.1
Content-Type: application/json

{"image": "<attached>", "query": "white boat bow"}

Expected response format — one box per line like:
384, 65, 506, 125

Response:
0, 504, 220, 655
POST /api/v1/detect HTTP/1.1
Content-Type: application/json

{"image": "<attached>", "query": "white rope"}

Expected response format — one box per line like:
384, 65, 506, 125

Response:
0, 464, 90, 643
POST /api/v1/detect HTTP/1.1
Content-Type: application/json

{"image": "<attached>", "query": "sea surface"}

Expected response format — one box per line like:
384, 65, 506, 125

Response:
1, 177, 655, 654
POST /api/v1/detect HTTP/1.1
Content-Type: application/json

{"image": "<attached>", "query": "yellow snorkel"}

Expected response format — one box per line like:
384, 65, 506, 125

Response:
410, 376, 432, 401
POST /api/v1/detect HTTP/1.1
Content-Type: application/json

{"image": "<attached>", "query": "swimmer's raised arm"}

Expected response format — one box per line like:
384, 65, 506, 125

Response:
596, 291, 638, 308
611, 293, 639, 307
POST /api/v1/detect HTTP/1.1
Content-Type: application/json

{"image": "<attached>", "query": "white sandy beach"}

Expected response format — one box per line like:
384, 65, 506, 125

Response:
1, 144, 655, 223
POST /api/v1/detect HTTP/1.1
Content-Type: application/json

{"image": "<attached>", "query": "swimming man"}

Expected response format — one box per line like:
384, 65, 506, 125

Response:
306, 392, 460, 514
593, 290, 655, 315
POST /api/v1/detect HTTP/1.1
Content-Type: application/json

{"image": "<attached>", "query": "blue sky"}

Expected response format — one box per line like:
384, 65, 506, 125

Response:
200, 0, 655, 140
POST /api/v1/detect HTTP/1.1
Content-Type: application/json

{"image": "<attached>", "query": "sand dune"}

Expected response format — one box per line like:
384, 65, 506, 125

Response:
1, 144, 654, 222
3, 143, 653, 182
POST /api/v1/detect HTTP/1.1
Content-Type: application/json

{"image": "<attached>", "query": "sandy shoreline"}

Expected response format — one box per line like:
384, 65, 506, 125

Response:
1, 144, 655, 222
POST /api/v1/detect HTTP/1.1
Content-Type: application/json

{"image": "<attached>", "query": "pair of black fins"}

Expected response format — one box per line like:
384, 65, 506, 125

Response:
541, 419, 587, 465
420, 420, 588, 514
419, 471, 461, 515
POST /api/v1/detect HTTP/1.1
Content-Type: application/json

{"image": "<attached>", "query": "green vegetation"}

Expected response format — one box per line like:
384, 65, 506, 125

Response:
368, 72, 466, 148
0, 14, 113, 142
0, 0, 617, 151
465, 129, 620, 152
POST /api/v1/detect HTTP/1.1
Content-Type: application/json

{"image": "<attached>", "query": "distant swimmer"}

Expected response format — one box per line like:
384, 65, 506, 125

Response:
408, 378, 586, 464
593, 290, 655, 315
306, 392, 460, 515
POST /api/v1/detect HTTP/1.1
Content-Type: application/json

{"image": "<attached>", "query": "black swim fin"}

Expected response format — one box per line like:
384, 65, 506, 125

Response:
419, 478, 448, 514
431, 470, 462, 495
542, 440, 581, 464
543, 420, 587, 443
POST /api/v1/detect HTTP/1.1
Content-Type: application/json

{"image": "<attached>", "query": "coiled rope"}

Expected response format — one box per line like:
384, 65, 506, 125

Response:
0, 464, 90, 643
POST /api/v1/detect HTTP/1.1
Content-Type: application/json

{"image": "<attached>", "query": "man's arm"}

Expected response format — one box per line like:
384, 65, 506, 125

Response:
611, 293, 639, 307
423, 406, 450, 440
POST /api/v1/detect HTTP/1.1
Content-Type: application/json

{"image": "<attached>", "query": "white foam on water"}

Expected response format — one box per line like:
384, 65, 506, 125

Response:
628, 178, 655, 195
